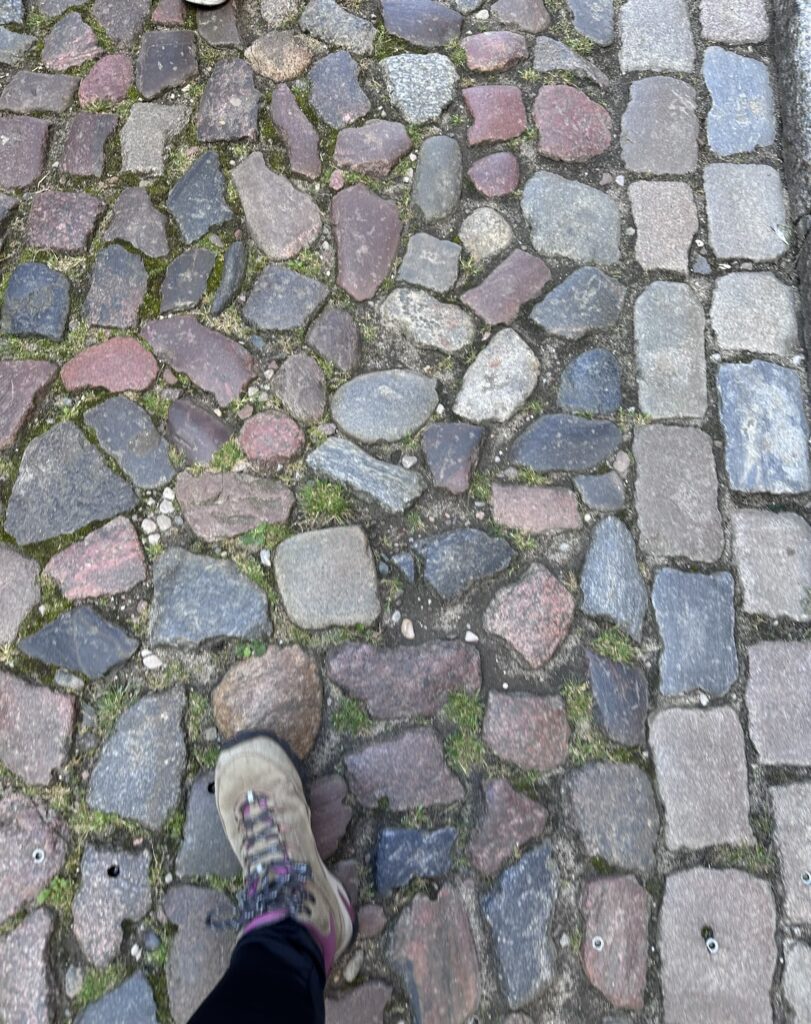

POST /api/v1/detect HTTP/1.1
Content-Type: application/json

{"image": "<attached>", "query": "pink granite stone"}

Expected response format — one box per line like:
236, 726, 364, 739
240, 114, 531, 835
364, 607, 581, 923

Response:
467, 151, 520, 197
239, 410, 305, 466
483, 691, 569, 772
269, 83, 321, 180
26, 190, 104, 253
581, 876, 649, 1010
464, 85, 527, 144
326, 983, 392, 1024
484, 563, 575, 668
469, 778, 548, 876
461, 249, 550, 325
533, 84, 612, 162
153, 0, 187, 24
60, 336, 158, 392
491, 483, 582, 533
462, 31, 527, 71
78, 54, 134, 107
310, 774, 352, 860
0, 671, 76, 785
44, 517, 146, 599
0, 360, 57, 449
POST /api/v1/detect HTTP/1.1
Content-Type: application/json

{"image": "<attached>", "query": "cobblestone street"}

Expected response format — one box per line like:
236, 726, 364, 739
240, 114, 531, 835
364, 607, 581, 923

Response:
0, 0, 810, 1019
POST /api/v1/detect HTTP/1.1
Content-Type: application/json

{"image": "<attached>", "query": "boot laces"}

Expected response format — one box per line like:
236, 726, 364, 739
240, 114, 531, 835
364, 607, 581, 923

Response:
208, 789, 313, 931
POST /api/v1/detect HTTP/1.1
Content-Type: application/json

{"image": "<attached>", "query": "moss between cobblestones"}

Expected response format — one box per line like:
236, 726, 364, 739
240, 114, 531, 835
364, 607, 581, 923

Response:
296, 479, 351, 528
591, 626, 638, 664
563, 679, 639, 768
74, 962, 129, 1010
331, 695, 372, 736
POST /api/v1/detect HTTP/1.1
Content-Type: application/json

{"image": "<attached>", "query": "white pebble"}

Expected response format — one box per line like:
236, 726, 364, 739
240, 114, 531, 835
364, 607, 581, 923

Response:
159, 500, 174, 515
162, 487, 175, 500
343, 949, 363, 984
147, 533, 161, 546
143, 654, 164, 671
401, 617, 415, 640
474, 8, 489, 17
141, 518, 157, 534
260, 548, 272, 567
435, 403, 445, 415
698, 692, 709, 707
464, 630, 479, 643
156, 514, 172, 532
391, 609, 402, 624
401, 454, 418, 469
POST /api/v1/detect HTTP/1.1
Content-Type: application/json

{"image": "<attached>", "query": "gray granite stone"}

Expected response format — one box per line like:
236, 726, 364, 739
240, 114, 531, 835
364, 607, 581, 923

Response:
414, 528, 513, 600
732, 510, 811, 621
558, 348, 620, 415
718, 360, 810, 494
704, 46, 775, 156
72, 845, 151, 965
85, 395, 174, 489
454, 329, 539, 423
2, 261, 70, 340
533, 34, 609, 87
635, 281, 706, 420
93, 0, 150, 44
522, 171, 619, 264
4, 422, 137, 545
305, 306, 359, 372
575, 472, 624, 512
629, 181, 697, 274
660, 869, 776, 1024
621, 77, 698, 174
747, 641, 811, 766
176, 771, 240, 878
121, 101, 189, 175
650, 707, 753, 851
398, 233, 460, 294
580, 516, 647, 640
331, 370, 437, 443
88, 690, 185, 828
0, 909, 54, 1024
375, 827, 456, 893
77, 973, 158, 1024
20, 606, 138, 678
346, 728, 463, 809
619, 0, 694, 72
531, 267, 625, 340
704, 163, 788, 260
634, 425, 723, 563
299, 0, 374, 53
710, 272, 798, 356
0, 0, 23, 23
167, 150, 233, 244
0, 792, 67, 924
412, 135, 462, 222
308, 50, 369, 128
567, 0, 612, 44
771, 783, 811, 926
784, 943, 811, 1024
481, 843, 558, 1009
381, 287, 475, 354
511, 414, 621, 472
85, 245, 147, 329
700, 0, 769, 44
104, 186, 168, 257
161, 248, 216, 313
0, 544, 38, 644
653, 569, 738, 696
243, 266, 328, 331
0, 70, 77, 113
459, 206, 513, 263
586, 651, 647, 746
567, 763, 659, 874
381, 53, 458, 124
382, 0, 461, 46
270, 352, 326, 424
0, 26, 34, 63
275, 526, 379, 629
307, 437, 425, 513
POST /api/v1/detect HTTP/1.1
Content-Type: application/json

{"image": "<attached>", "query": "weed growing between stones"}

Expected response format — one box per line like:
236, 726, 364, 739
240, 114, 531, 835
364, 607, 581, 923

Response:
443, 692, 487, 777
331, 695, 372, 736
209, 438, 242, 471
591, 626, 638, 664
562, 679, 638, 768
297, 479, 351, 527
74, 963, 128, 1010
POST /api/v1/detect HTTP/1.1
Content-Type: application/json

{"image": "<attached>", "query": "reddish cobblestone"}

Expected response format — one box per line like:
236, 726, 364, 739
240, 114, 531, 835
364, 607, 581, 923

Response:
533, 85, 612, 162
463, 85, 527, 144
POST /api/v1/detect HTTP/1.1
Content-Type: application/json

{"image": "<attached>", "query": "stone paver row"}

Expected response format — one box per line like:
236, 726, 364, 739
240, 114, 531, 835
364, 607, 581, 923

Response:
0, 0, 809, 1020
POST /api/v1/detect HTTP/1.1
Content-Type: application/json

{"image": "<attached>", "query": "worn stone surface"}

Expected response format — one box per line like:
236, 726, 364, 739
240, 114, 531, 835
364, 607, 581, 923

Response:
705, 163, 788, 260
0, 793, 67, 923
468, 151, 519, 197
634, 426, 723, 563
245, 268, 329, 333
309, 774, 352, 860
533, 34, 609, 85
213, 644, 322, 757
309, 50, 370, 127
783, 943, 811, 1023
413, 134, 462, 222
2, 261, 70, 340
326, 983, 392, 1024
61, 337, 157, 393
482, 843, 558, 1009
484, 563, 575, 668
176, 770, 240, 878
575, 471, 625, 512
533, 84, 611, 161
275, 526, 379, 629
300, 0, 374, 52
176, 470, 294, 541
492, 484, 581, 534
240, 410, 304, 467
0, 360, 56, 450
246, 30, 316, 80
383, 0, 461, 47
26, 189, 103, 253
619, 0, 694, 72
105, 188, 168, 257
335, 118, 410, 177
459, 206, 513, 262
629, 181, 698, 274
732, 510, 811, 621
747, 642, 811, 766
198, 59, 258, 141
711, 272, 798, 357
462, 249, 550, 325
72, 845, 151, 966
308, 437, 424, 513
85, 395, 174, 489
421, 422, 483, 493
85, 245, 147, 328
121, 101, 189, 175
494, 0, 549, 30
160, 247, 216, 313
581, 877, 648, 1010
88, 689, 185, 828
271, 83, 321, 178
463, 31, 527, 71
381, 53, 458, 124
376, 827, 456, 893
333, 184, 401, 300
79, 53, 132, 105
0, 909, 55, 1024
0, 543, 38, 643
522, 172, 619, 264
347, 728, 463, 809
211, 241, 246, 315
76, 973, 158, 1024
382, 287, 474, 353
332, 369, 437, 443
653, 569, 738, 697
0, 69, 77, 113
558, 348, 621, 415
567, 763, 659, 874
136, 28, 196, 98
704, 47, 774, 156
772, 783, 811, 926
167, 151, 233, 244
622, 77, 698, 174
483, 692, 568, 773
398, 233, 460, 293
414, 528, 512, 601
660, 869, 776, 1024
587, 651, 647, 747
580, 517, 648, 640
469, 779, 547, 877
168, 397, 234, 465
454, 328, 539, 423
700, 0, 769, 43
0, 114, 47, 187
0, 669, 75, 784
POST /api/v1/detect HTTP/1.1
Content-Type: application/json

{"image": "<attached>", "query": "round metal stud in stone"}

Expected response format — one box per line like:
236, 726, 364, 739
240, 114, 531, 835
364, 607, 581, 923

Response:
592, 935, 604, 952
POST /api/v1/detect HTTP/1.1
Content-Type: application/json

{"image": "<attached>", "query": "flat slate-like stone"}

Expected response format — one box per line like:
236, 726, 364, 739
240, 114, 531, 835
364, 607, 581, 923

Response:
0, 793, 67, 924
635, 281, 707, 420
575, 471, 625, 512
413, 134, 462, 222
305, 304, 361, 372
390, 885, 480, 1023
211, 241, 246, 315
150, 548, 269, 645
566, 763, 659, 874
5, 422, 137, 545
0, 114, 48, 188
0, 668, 74, 784
567, 0, 613, 43
45, 517, 145, 600
308, 437, 424, 513
0, 909, 55, 1024
72, 845, 151, 966
143, 316, 255, 407
270, 352, 326, 424
309, 50, 370, 128
732, 510, 811, 621
492, 484, 580, 534
78, 53, 133, 106
85, 395, 174, 489
381, 287, 475, 354
76, 973, 158, 1024
512, 414, 621, 474
375, 827, 456, 893
494, 0, 550, 31
718, 360, 810, 494
167, 151, 233, 244
580, 517, 647, 640
462, 249, 550, 326
232, 151, 321, 260
398, 234, 460, 294
634, 425, 723, 563
771, 783, 811, 926
0, 70, 77, 113
414, 528, 513, 601
0, 26, 35, 64
381, 53, 458, 124
274, 526, 379, 629
300, 0, 374, 53
629, 180, 698, 275
346, 728, 464, 809
168, 397, 234, 465
243, 266, 328, 332
484, 564, 575, 668
700, 0, 769, 43
0, 544, 38, 643
586, 650, 647, 746
197, 2, 241, 45
382, 0, 461, 46
332, 184, 401, 301
533, 34, 608, 86
61, 337, 158, 393
0, 359, 55, 450
747, 641, 811, 766
482, 843, 558, 1009
484, 691, 568, 773
621, 76, 698, 174
270, 84, 321, 179
421, 422, 483, 494
93, 0, 151, 44
88, 689, 185, 828
711, 272, 798, 357
327, 639, 480, 720
2, 261, 70, 340
20, 606, 138, 678
704, 46, 775, 156
160, 247, 216, 313
42, 12, 100, 70
619, 0, 694, 72
176, 470, 294, 541
85, 245, 147, 329
581, 876, 648, 1010
531, 267, 625, 340
332, 369, 437, 443
558, 348, 621, 415
213, 644, 322, 757
454, 328, 539, 423
335, 118, 410, 177
197, 58, 258, 142
136, 29, 197, 99
104, 186, 167, 257
651, 707, 753, 851
522, 171, 619, 264
660, 869, 776, 1024
704, 163, 788, 260
653, 569, 738, 696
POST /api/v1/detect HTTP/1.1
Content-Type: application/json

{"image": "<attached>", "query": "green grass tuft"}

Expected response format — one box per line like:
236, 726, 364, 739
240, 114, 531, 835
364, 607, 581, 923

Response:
210, 439, 243, 471
297, 479, 350, 527
332, 696, 372, 736
591, 627, 637, 664
443, 693, 487, 777
563, 679, 637, 767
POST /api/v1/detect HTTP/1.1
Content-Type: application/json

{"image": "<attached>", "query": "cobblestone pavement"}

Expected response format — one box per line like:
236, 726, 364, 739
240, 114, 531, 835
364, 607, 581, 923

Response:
0, 0, 810, 1020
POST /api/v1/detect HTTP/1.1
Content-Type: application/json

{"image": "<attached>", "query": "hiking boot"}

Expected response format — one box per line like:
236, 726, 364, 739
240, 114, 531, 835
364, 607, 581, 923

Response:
213, 733, 356, 975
